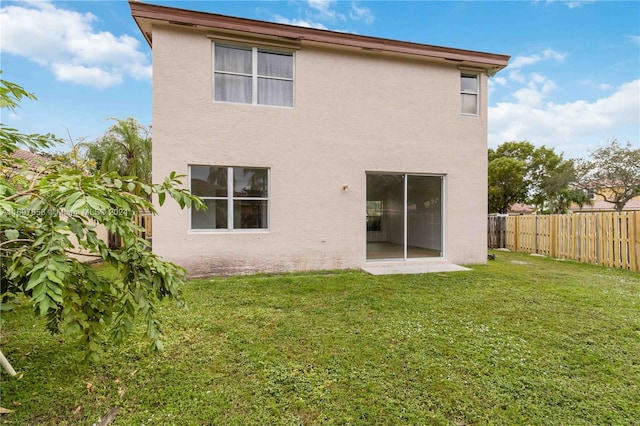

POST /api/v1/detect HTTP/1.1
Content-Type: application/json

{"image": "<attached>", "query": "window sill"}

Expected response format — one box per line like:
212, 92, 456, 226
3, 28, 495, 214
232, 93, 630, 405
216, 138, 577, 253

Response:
212, 100, 294, 109
189, 229, 270, 234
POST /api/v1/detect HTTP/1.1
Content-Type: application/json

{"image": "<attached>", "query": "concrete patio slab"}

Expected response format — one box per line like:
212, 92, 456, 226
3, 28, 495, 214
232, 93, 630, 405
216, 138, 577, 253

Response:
361, 263, 471, 275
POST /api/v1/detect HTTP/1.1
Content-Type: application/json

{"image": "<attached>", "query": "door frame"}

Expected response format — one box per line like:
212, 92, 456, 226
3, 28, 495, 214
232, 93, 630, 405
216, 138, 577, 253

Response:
365, 172, 446, 262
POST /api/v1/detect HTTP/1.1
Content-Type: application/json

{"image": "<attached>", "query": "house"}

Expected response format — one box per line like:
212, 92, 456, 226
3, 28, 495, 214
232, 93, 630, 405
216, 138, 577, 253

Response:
10, 149, 49, 170
130, 1, 510, 275
570, 188, 640, 213
2, 149, 113, 262
507, 203, 536, 215
2, 149, 49, 179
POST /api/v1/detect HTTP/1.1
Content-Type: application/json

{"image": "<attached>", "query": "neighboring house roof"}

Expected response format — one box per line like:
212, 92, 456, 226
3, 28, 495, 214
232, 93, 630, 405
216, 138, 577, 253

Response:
129, 1, 510, 75
11, 149, 49, 171
508, 203, 536, 215
571, 199, 640, 212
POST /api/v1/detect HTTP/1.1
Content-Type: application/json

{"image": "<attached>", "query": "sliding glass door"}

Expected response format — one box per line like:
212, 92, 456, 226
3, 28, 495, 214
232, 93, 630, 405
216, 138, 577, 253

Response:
366, 173, 443, 260
366, 174, 405, 260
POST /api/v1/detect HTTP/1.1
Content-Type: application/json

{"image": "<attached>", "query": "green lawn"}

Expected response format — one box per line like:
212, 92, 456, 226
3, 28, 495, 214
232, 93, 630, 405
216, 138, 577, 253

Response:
1, 251, 639, 425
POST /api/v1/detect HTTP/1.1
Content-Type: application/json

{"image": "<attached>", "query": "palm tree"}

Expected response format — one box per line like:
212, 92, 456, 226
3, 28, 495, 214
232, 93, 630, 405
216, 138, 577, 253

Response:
90, 117, 151, 186
86, 118, 152, 247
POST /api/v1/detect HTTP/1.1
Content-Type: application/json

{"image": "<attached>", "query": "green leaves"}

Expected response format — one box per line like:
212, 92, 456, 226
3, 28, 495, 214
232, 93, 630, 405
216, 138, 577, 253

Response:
0, 154, 199, 360
1, 80, 205, 363
574, 140, 640, 212
4, 229, 19, 240
0, 71, 37, 112
489, 141, 573, 214
86, 117, 152, 193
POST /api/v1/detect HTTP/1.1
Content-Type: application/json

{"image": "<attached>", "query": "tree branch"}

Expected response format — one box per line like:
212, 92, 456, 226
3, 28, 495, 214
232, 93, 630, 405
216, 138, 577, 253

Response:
0, 238, 33, 247
63, 249, 102, 258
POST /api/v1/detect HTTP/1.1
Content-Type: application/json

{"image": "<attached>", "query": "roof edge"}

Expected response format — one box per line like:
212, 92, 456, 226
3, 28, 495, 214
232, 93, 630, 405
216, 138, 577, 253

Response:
129, 1, 509, 71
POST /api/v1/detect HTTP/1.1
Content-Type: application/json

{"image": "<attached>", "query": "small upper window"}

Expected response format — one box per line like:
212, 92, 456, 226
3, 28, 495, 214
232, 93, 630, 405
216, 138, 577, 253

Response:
214, 44, 294, 108
460, 73, 478, 116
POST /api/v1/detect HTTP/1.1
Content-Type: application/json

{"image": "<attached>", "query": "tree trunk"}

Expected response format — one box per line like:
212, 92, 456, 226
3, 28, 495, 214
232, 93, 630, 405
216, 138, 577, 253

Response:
0, 350, 16, 376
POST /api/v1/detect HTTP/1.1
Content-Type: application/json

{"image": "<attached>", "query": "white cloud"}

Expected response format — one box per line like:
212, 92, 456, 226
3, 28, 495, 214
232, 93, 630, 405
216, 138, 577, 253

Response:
508, 69, 527, 84
488, 76, 507, 95
493, 77, 508, 86
566, 0, 596, 8
51, 63, 123, 89
128, 62, 153, 81
0, 1, 151, 89
579, 79, 614, 91
541, 0, 595, 8
305, 0, 344, 22
350, 2, 375, 24
307, 0, 334, 12
272, 14, 327, 29
627, 35, 640, 44
272, 0, 372, 30
489, 79, 640, 158
510, 49, 567, 69
511, 74, 556, 108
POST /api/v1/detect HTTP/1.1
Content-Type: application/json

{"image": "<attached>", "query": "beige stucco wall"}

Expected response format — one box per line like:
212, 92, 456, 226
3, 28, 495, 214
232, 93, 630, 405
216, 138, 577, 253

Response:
66, 221, 110, 263
151, 25, 488, 275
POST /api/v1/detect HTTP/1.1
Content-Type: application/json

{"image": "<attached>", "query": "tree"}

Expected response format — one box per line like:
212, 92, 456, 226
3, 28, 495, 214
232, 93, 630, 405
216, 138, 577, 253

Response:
488, 156, 527, 214
551, 188, 593, 214
539, 159, 579, 213
528, 145, 571, 207
87, 117, 152, 188
574, 140, 640, 212
44, 129, 97, 174
0, 77, 204, 362
488, 141, 574, 213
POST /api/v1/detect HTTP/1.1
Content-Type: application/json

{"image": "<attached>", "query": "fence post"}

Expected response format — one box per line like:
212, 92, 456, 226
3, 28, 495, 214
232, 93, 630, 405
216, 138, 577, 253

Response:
550, 215, 557, 258
533, 215, 538, 254
633, 211, 640, 272
597, 213, 605, 267
514, 216, 520, 252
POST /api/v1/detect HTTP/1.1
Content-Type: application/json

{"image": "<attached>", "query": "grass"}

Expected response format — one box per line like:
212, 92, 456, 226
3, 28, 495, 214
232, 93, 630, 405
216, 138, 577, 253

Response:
1, 251, 639, 425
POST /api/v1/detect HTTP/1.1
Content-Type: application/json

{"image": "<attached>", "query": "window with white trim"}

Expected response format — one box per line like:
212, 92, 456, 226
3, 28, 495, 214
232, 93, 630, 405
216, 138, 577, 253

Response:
190, 165, 269, 230
213, 44, 294, 107
460, 73, 478, 116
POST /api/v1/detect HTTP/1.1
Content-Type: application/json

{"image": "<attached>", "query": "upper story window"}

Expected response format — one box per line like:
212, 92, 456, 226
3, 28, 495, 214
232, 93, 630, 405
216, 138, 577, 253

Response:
213, 44, 294, 108
460, 73, 478, 116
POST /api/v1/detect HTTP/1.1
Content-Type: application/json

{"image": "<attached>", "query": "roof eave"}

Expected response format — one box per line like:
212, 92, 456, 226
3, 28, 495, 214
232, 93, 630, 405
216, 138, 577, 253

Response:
129, 1, 510, 72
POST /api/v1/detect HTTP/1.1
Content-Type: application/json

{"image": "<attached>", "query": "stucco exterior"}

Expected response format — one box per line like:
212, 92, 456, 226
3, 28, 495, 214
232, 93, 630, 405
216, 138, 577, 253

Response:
131, 2, 509, 275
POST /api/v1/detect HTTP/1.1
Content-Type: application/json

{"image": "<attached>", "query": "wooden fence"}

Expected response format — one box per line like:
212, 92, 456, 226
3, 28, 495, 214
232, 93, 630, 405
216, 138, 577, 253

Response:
133, 211, 153, 241
489, 212, 640, 271
488, 216, 506, 249
107, 211, 153, 249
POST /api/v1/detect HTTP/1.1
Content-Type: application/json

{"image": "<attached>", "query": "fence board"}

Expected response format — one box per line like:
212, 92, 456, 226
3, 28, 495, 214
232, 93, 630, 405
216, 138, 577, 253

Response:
490, 211, 639, 271
632, 213, 640, 271
134, 212, 153, 240
612, 213, 620, 268
487, 216, 506, 249
107, 211, 153, 249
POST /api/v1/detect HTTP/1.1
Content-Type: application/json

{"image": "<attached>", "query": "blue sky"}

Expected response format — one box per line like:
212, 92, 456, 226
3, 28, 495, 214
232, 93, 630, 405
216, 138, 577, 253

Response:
1, 0, 638, 160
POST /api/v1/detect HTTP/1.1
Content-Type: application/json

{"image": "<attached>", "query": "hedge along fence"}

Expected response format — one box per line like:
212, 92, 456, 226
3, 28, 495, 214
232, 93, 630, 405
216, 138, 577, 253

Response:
489, 212, 640, 271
